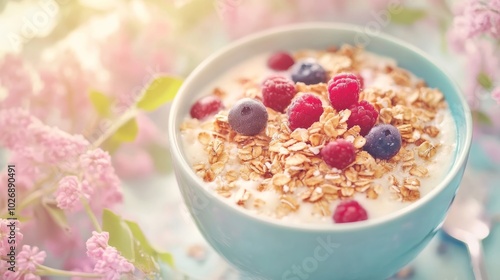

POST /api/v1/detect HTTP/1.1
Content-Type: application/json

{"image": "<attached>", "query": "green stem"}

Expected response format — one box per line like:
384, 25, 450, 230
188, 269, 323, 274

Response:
82, 199, 102, 232
91, 107, 138, 149
37, 264, 102, 278
90, 69, 161, 149
17, 189, 43, 212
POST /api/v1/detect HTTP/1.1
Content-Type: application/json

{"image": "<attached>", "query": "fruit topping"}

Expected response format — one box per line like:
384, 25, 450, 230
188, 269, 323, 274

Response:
333, 200, 368, 223
228, 98, 268, 136
287, 94, 324, 130
267, 51, 295, 71
321, 139, 356, 170
290, 60, 327, 85
327, 73, 361, 110
190, 95, 223, 120
262, 76, 297, 113
347, 100, 379, 136
364, 124, 402, 160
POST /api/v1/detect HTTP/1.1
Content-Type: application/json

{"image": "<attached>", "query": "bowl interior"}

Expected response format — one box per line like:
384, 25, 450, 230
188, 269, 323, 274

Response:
168, 23, 473, 230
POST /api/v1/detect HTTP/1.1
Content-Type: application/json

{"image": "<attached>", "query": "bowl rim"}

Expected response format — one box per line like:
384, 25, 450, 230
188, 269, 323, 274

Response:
168, 22, 473, 232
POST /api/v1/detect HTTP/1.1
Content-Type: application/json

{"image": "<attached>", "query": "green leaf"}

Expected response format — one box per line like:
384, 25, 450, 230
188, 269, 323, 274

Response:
157, 252, 175, 267
125, 220, 156, 254
42, 201, 70, 231
477, 72, 493, 90
133, 248, 160, 274
101, 136, 122, 154
137, 76, 183, 111
102, 209, 135, 261
112, 118, 139, 142
390, 8, 427, 25
472, 110, 492, 126
89, 90, 113, 117
147, 143, 172, 174
101, 209, 174, 273
125, 219, 175, 267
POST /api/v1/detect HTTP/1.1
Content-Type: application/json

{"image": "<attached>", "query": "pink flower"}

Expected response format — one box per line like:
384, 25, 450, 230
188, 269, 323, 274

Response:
31, 124, 89, 165
0, 109, 89, 167
86, 231, 109, 259
0, 109, 37, 150
17, 245, 46, 273
94, 247, 135, 280
449, 0, 500, 47
0, 219, 23, 256
86, 231, 135, 280
492, 87, 500, 103
80, 149, 114, 183
79, 149, 123, 210
3, 245, 46, 280
55, 176, 88, 212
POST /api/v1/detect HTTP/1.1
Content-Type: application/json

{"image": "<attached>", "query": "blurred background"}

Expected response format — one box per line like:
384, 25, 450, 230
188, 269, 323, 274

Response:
1, 0, 499, 279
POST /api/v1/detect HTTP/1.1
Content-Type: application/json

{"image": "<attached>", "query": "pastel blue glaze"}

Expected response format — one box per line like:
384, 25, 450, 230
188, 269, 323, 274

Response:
168, 23, 473, 280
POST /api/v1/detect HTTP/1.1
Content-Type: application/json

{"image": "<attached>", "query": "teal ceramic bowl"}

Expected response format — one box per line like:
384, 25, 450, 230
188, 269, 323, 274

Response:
168, 23, 472, 280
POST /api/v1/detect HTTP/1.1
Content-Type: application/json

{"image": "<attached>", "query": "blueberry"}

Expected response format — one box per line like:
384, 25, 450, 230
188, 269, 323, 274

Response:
364, 124, 402, 160
228, 98, 268, 136
290, 60, 327, 85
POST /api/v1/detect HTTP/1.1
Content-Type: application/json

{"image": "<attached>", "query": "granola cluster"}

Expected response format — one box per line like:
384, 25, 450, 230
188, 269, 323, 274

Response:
180, 45, 448, 219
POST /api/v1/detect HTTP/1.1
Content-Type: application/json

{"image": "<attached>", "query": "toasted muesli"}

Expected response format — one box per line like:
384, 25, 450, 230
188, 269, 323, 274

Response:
180, 46, 457, 224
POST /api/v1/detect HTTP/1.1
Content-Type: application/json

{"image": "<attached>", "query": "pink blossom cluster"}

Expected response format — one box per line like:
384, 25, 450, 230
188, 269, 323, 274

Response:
55, 176, 90, 212
450, 0, 500, 47
54, 149, 123, 212
2, 245, 46, 280
86, 231, 135, 280
0, 109, 123, 212
0, 2, 180, 278
448, 0, 500, 104
76, 149, 123, 211
0, 108, 88, 204
0, 109, 89, 167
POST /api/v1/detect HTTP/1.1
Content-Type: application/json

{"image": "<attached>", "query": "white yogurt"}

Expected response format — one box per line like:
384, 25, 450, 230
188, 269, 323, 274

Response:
180, 51, 457, 225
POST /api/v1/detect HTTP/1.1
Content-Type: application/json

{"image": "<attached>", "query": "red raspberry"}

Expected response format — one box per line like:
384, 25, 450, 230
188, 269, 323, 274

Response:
320, 139, 355, 170
327, 73, 361, 110
267, 51, 295, 71
190, 95, 223, 120
333, 200, 368, 223
347, 100, 379, 136
262, 76, 297, 113
287, 94, 324, 130
332, 73, 359, 82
